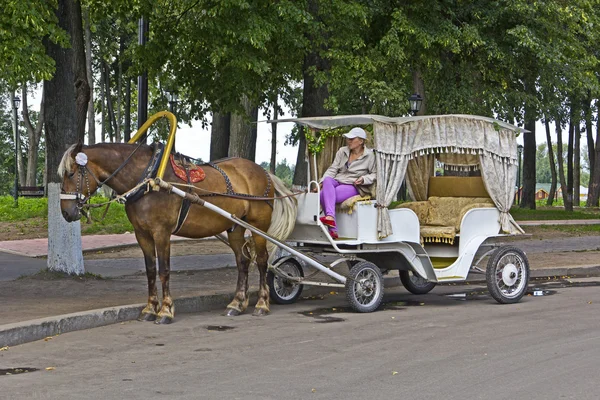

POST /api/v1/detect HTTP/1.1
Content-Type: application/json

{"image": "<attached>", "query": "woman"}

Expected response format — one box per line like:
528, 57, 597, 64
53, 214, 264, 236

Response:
316, 127, 376, 239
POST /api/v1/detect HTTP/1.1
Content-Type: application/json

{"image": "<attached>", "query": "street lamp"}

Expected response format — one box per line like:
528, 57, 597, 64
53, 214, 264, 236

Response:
165, 89, 179, 115
408, 93, 423, 116
516, 144, 523, 205
12, 94, 21, 207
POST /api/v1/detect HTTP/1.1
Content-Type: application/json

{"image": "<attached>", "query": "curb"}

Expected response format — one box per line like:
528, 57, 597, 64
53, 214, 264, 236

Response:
0, 292, 236, 348
2, 265, 599, 348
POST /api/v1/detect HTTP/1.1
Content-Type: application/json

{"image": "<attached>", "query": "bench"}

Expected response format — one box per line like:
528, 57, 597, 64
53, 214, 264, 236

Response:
394, 176, 495, 245
18, 185, 45, 198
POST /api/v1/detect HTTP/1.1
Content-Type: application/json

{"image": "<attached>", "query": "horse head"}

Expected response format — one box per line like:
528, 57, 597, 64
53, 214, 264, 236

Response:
58, 142, 102, 222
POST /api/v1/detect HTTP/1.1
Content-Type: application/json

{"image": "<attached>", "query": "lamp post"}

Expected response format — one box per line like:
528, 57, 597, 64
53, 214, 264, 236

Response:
516, 144, 523, 205
408, 93, 423, 116
12, 93, 21, 208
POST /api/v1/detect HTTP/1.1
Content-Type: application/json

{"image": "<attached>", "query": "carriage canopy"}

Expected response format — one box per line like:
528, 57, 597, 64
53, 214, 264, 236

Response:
272, 114, 526, 239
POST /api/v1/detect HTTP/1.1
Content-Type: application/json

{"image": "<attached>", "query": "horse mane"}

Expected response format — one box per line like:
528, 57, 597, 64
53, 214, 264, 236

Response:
57, 143, 80, 178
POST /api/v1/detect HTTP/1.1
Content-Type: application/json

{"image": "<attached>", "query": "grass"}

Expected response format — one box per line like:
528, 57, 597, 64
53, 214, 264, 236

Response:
0, 195, 133, 235
510, 206, 600, 221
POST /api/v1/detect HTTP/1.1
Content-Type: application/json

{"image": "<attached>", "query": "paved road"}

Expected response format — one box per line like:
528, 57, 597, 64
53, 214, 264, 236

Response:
2, 278, 599, 399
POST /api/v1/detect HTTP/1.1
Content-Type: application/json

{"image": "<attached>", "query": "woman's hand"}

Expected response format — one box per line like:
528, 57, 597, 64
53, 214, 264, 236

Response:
354, 177, 364, 185
311, 182, 323, 193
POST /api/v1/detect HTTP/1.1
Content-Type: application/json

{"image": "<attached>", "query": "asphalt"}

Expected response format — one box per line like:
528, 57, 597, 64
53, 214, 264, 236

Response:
1, 220, 599, 348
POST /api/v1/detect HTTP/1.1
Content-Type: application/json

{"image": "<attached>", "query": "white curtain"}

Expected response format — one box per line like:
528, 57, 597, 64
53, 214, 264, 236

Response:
374, 123, 413, 238
479, 152, 524, 234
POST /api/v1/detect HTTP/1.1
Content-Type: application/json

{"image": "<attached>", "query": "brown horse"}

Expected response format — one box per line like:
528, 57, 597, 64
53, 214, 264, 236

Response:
58, 142, 297, 323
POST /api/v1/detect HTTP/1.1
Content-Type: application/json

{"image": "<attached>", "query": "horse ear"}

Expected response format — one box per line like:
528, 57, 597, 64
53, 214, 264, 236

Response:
73, 141, 84, 155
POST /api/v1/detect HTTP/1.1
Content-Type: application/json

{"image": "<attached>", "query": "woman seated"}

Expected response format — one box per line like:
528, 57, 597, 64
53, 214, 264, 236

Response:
314, 127, 376, 239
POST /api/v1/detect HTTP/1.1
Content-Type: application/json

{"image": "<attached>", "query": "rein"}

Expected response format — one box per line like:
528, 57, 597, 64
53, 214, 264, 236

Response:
167, 181, 306, 201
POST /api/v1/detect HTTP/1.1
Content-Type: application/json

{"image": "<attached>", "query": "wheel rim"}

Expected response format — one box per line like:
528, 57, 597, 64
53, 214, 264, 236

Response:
273, 263, 301, 301
494, 253, 526, 299
351, 268, 382, 307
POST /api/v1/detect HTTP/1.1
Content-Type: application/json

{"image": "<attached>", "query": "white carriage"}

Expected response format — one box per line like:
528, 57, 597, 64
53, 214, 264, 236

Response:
264, 114, 530, 312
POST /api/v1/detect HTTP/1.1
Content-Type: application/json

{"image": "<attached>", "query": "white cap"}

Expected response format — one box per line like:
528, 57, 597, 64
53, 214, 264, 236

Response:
343, 127, 367, 139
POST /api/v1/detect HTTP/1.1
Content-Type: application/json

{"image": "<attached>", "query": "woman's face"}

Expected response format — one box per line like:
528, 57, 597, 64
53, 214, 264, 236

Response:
346, 137, 364, 151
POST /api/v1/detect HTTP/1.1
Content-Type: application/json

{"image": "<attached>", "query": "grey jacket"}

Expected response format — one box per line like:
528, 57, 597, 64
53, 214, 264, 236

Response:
321, 146, 377, 194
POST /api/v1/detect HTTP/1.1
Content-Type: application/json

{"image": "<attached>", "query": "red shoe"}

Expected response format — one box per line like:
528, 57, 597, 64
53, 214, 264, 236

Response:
320, 216, 336, 228
328, 228, 339, 240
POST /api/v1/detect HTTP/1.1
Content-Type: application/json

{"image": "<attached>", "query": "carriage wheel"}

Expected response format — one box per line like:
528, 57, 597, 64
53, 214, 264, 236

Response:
486, 245, 529, 304
399, 270, 437, 295
345, 261, 384, 313
267, 258, 304, 305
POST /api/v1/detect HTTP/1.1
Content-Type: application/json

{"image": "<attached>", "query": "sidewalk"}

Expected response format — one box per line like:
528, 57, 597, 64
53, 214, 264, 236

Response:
0, 233, 193, 258
1, 219, 598, 258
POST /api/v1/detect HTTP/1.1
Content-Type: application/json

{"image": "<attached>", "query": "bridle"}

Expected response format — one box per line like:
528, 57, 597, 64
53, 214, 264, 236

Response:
60, 141, 145, 212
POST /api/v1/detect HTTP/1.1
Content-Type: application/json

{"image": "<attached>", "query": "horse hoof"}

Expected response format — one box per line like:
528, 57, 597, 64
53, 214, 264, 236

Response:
252, 308, 269, 317
224, 308, 241, 317
138, 312, 157, 322
155, 316, 173, 325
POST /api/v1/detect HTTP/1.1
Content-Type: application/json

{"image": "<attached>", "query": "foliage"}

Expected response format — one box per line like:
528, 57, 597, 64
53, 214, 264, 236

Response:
0, 0, 69, 87
260, 159, 295, 187
536, 142, 590, 186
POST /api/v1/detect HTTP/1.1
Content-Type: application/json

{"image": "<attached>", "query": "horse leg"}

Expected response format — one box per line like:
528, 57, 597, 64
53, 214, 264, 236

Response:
155, 232, 175, 324
224, 226, 251, 316
136, 231, 160, 321
252, 234, 270, 316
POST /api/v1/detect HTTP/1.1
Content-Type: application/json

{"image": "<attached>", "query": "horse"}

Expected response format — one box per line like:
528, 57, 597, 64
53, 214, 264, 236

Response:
58, 142, 297, 324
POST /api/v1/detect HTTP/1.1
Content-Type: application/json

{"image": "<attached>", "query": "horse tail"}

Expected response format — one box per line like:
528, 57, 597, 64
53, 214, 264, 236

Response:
266, 173, 297, 263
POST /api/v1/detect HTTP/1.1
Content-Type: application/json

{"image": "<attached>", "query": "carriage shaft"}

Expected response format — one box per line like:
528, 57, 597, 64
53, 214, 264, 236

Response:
152, 178, 348, 284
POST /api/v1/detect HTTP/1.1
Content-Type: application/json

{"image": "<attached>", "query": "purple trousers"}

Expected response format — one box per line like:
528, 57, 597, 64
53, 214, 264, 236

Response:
320, 177, 359, 221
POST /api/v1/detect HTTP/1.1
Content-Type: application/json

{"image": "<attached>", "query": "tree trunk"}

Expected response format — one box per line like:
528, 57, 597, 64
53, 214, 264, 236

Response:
555, 123, 569, 208
124, 77, 131, 142
84, 6, 95, 144
588, 104, 600, 206
294, 0, 331, 187
210, 111, 230, 161
44, 0, 84, 275
545, 120, 557, 206
584, 94, 594, 188
520, 118, 536, 209
565, 113, 574, 211
228, 95, 258, 161
270, 100, 278, 174
71, 0, 89, 141
116, 36, 124, 142
21, 85, 45, 187
100, 60, 106, 141
103, 60, 116, 142
574, 117, 580, 207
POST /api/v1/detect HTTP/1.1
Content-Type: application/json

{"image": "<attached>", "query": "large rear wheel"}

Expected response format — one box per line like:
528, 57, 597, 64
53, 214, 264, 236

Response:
486, 246, 529, 304
399, 270, 436, 295
267, 258, 304, 305
345, 261, 384, 313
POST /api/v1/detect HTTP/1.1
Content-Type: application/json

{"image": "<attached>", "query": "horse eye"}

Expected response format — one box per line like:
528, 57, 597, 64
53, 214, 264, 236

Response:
68, 172, 75, 178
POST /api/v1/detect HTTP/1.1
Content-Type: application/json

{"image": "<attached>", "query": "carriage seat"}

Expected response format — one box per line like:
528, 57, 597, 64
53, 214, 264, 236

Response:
395, 176, 494, 245
336, 195, 373, 214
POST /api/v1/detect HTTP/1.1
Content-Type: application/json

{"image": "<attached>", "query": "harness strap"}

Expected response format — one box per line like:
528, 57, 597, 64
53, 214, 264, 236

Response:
172, 154, 193, 235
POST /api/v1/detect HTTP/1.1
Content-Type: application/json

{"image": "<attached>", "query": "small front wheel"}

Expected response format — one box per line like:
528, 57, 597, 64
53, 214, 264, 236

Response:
399, 270, 436, 295
486, 246, 529, 304
345, 261, 384, 313
267, 258, 304, 305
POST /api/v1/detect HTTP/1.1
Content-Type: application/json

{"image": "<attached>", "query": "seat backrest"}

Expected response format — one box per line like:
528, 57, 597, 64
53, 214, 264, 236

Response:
428, 176, 490, 198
